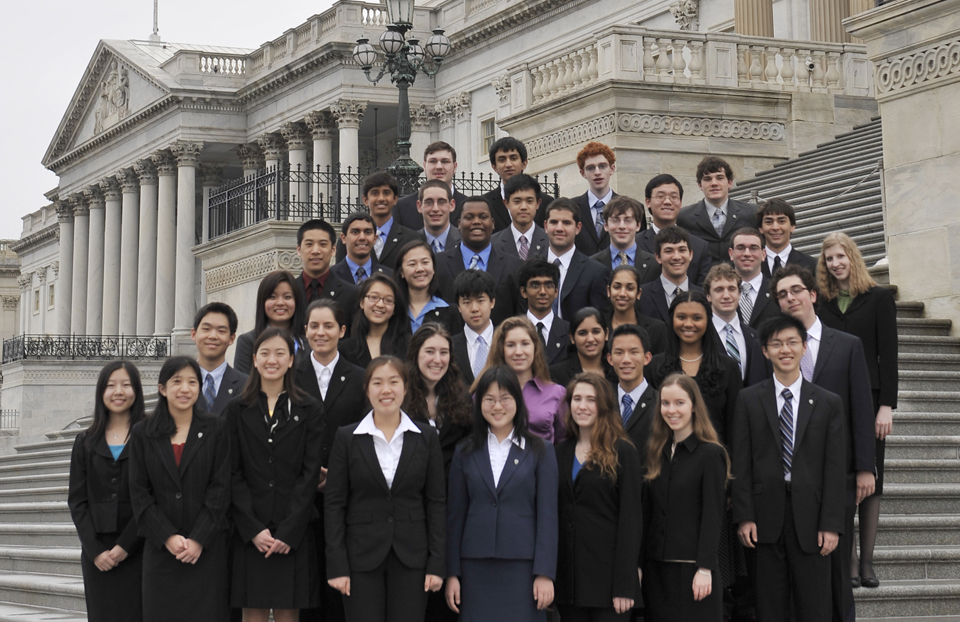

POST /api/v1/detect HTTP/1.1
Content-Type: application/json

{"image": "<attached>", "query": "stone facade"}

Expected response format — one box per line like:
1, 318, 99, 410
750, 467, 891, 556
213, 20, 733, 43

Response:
0, 242, 20, 345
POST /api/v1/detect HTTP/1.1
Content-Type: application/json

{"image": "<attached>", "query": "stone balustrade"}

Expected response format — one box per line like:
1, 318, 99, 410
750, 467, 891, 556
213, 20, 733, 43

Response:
199, 54, 246, 75
530, 44, 601, 105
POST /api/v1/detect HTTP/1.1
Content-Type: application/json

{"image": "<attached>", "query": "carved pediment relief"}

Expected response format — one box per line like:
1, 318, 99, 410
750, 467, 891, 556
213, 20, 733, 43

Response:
94, 60, 131, 135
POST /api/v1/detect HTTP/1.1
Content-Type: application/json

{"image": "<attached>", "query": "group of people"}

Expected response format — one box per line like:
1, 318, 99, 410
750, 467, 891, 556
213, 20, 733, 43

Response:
67, 138, 898, 622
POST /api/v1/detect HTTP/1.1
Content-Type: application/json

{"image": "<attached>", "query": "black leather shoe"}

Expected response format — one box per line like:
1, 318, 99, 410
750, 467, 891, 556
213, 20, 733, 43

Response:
861, 561, 879, 588
861, 576, 880, 588
851, 576, 861, 588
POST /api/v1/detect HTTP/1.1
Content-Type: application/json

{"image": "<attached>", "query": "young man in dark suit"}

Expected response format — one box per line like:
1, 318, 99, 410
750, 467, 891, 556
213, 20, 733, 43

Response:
336, 172, 416, 270
415, 179, 461, 253
571, 141, 617, 256
772, 265, 876, 622
331, 213, 393, 285
483, 137, 551, 232
638, 226, 703, 324
295, 219, 359, 317
543, 198, 611, 320
435, 197, 523, 327
590, 196, 659, 284
729, 228, 780, 329
395, 141, 467, 229
757, 198, 818, 277
639, 174, 712, 286
191, 302, 247, 417
607, 324, 656, 461
704, 263, 770, 387
490, 174, 549, 260
519, 259, 569, 366
451, 269, 498, 385
733, 314, 845, 622
677, 157, 759, 265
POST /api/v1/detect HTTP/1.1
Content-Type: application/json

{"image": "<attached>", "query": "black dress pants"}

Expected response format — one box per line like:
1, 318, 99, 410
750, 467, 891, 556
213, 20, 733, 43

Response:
830, 483, 857, 622
343, 550, 427, 622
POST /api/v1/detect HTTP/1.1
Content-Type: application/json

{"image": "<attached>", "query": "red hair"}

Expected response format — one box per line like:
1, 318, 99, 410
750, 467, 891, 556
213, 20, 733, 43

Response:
577, 142, 616, 170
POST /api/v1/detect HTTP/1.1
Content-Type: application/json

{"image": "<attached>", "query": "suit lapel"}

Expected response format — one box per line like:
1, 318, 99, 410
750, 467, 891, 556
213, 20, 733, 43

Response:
578, 196, 600, 244
561, 252, 586, 303
720, 200, 744, 237
356, 434, 391, 494
812, 327, 836, 383
152, 435, 181, 485
651, 280, 670, 323
178, 417, 211, 476
793, 382, 816, 453
695, 201, 717, 239
762, 381, 782, 450
556, 442, 576, 494
545, 319, 568, 363
624, 384, 656, 435
272, 400, 307, 444
487, 249, 506, 282
750, 275, 775, 324
93, 434, 116, 461
213, 366, 242, 413
390, 430, 420, 491
323, 358, 352, 408
497, 442, 529, 491
473, 443, 498, 498
531, 226, 548, 257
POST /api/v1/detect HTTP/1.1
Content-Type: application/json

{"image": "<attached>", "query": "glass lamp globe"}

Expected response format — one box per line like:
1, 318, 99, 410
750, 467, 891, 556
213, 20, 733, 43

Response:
352, 38, 378, 68
386, 0, 415, 27
425, 29, 451, 59
379, 28, 405, 55
407, 39, 425, 63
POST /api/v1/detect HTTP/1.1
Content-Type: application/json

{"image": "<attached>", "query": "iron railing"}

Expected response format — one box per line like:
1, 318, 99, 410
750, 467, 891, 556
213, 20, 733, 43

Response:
2, 335, 171, 364
0, 410, 18, 430
207, 164, 561, 240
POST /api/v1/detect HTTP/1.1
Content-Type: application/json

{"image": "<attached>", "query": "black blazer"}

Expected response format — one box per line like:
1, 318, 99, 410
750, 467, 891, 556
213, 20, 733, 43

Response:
709, 321, 771, 388
295, 272, 360, 322
641, 435, 726, 570
414, 303, 463, 336
324, 420, 446, 577
742, 273, 780, 330
329, 256, 392, 286
677, 198, 759, 265
532, 315, 570, 366
395, 189, 468, 231
818, 286, 898, 408
809, 326, 876, 476
226, 394, 324, 549
335, 222, 418, 271
416, 225, 461, 251
636, 228, 713, 288
555, 250, 611, 321
128, 414, 231, 550
732, 379, 846, 554
549, 355, 618, 389
555, 438, 643, 606
208, 365, 247, 417
451, 333, 476, 386
483, 189, 512, 233
69, 432, 144, 559
603, 309, 669, 357
435, 242, 523, 327
637, 279, 704, 325
234, 330, 309, 376
590, 246, 660, 286
761, 247, 818, 277
618, 382, 658, 466
490, 225, 549, 260
293, 354, 368, 467
573, 191, 616, 256
338, 333, 410, 369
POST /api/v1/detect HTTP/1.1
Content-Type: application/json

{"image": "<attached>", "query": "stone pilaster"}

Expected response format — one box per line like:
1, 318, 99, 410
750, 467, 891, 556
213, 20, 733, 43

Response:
237, 143, 264, 178
810, 0, 849, 43
55, 202, 73, 335
69, 194, 90, 336
117, 168, 140, 335
134, 159, 159, 335
170, 140, 203, 340
410, 104, 436, 167
331, 99, 367, 171
84, 186, 105, 335
734, 0, 774, 37
152, 150, 177, 335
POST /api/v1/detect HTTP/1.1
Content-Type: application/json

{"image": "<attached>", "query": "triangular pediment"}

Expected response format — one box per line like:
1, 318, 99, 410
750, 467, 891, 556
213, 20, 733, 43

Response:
43, 41, 170, 168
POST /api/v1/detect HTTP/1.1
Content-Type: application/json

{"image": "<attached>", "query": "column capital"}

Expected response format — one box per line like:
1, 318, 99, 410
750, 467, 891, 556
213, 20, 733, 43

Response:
410, 103, 436, 130
199, 163, 225, 187
52, 261, 60, 278
17, 273, 31, 291
134, 158, 158, 185
491, 75, 511, 105
236, 143, 265, 170
281, 122, 311, 151
331, 99, 367, 129
151, 150, 177, 176
38, 269, 47, 284
99, 176, 121, 200
116, 167, 140, 193
257, 133, 285, 161
70, 193, 89, 217
435, 98, 455, 129
171, 141, 204, 167
83, 185, 105, 208
305, 110, 336, 139
453, 92, 472, 121
56, 201, 74, 223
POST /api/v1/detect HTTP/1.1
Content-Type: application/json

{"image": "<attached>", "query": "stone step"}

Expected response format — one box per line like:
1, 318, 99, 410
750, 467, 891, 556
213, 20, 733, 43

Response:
899, 353, 960, 372
0, 547, 80, 577
0, 503, 71, 524
893, 412, 960, 436
739, 172, 881, 209
0, 488, 68, 504
0, 460, 70, 479
885, 436, 960, 460
875, 515, 960, 548
793, 221, 883, 249
897, 318, 953, 337
853, 579, 960, 619
0, 571, 86, 613
795, 195, 884, 229
741, 159, 882, 200
0, 525, 79, 548
758, 131, 882, 175
885, 460, 960, 485
0, 449, 71, 467
898, 391, 960, 413
881, 484, 960, 515
872, 545, 960, 582
0, 602, 87, 622
0, 474, 68, 492
13, 440, 74, 455
899, 370, 960, 391
898, 336, 960, 355
895, 301, 925, 319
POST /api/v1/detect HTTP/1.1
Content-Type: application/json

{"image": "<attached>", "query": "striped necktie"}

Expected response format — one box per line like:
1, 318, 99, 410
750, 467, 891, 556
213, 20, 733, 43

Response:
594, 201, 605, 236
621, 394, 634, 425
739, 282, 754, 324
800, 335, 816, 381
780, 388, 794, 477
468, 254, 481, 270
725, 323, 741, 367
518, 235, 529, 260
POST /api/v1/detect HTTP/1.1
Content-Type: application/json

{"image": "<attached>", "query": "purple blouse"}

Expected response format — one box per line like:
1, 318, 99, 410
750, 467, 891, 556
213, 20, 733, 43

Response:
522, 377, 568, 443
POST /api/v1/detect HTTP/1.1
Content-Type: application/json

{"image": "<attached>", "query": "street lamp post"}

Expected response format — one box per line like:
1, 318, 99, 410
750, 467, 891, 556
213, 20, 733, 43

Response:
353, 0, 451, 194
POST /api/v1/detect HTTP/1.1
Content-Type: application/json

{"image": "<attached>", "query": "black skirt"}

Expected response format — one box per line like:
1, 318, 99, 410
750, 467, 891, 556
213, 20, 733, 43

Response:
230, 527, 319, 609
143, 532, 229, 622
642, 560, 721, 622
80, 531, 143, 622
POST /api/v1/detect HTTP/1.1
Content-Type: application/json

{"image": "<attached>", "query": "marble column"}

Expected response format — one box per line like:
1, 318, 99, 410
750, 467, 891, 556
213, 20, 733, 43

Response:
134, 159, 158, 335
152, 150, 177, 335
84, 186, 105, 335
99, 177, 122, 335
237, 143, 264, 179
55, 202, 74, 334
258, 134, 284, 221
332, 99, 366, 172
171, 141, 203, 334
810, 0, 849, 43
69, 194, 90, 336
200, 164, 224, 253
410, 104, 435, 170
117, 168, 140, 335
258, 134, 284, 171
847, 0, 872, 42
735, 0, 775, 37
282, 122, 310, 206
306, 111, 336, 214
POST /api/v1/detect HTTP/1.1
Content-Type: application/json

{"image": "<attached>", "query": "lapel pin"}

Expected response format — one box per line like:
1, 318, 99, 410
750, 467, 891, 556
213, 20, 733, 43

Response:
331, 292, 336, 296
733, 214, 738, 219
341, 376, 345, 382
198, 432, 203, 438
392, 238, 398, 243
228, 389, 233, 395
514, 458, 519, 464
809, 399, 814, 404
294, 415, 299, 421
641, 403, 646, 408
555, 343, 561, 348
765, 293, 770, 298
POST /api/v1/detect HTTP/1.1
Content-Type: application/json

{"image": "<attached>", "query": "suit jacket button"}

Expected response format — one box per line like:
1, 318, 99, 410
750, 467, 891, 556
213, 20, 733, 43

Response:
269, 481, 275, 487
175, 492, 182, 500
111, 493, 117, 499
111, 478, 118, 484
493, 502, 497, 507
388, 516, 394, 523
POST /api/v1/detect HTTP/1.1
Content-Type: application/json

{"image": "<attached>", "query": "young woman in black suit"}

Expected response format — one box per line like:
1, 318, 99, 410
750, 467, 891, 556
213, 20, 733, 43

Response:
325, 356, 446, 622
339, 274, 411, 368
549, 307, 618, 388
225, 328, 324, 620
555, 372, 642, 621
69, 361, 146, 622
234, 271, 307, 374
604, 265, 668, 356
818, 232, 899, 588
129, 356, 231, 622
642, 373, 730, 622
395, 240, 461, 336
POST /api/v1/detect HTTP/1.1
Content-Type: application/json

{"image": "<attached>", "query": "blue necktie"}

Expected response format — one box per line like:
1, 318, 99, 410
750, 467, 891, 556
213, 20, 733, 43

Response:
203, 374, 216, 412
780, 388, 794, 477
621, 394, 634, 425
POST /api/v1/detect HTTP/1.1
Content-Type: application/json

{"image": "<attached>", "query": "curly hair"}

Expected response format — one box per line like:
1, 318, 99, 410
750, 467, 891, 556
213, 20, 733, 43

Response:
564, 372, 632, 483
404, 323, 472, 428
576, 141, 616, 169
471, 316, 553, 392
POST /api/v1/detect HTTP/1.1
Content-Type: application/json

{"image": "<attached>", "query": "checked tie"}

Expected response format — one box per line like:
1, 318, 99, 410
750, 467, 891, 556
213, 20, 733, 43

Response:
594, 201, 605, 237
711, 208, 726, 236
355, 266, 368, 283
780, 388, 794, 478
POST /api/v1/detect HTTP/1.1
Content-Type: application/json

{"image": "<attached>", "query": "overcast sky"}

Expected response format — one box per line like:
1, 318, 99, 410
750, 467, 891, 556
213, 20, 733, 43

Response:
0, 0, 337, 241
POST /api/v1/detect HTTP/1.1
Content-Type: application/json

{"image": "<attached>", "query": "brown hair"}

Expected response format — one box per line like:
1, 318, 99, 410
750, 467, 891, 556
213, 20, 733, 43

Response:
576, 142, 616, 170
363, 355, 409, 396
817, 232, 876, 299
564, 373, 632, 483
404, 323, 472, 428
602, 196, 646, 230
703, 262, 742, 292
645, 373, 731, 482
471, 316, 552, 392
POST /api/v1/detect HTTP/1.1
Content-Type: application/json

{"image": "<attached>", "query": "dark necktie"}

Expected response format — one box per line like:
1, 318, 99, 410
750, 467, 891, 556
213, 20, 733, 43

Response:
780, 388, 794, 477
203, 374, 216, 412
552, 258, 562, 316
773, 255, 783, 274
536, 322, 547, 346
355, 266, 368, 283
621, 394, 634, 425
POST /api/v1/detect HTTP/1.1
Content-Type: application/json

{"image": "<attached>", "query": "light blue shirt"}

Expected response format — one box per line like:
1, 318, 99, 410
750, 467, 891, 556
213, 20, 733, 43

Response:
459, 243, 492, 271
424, 225, 451, 253
344, 255, 374, 283
108, 444, 125, 461
409, 296, 449, 332
200, 360, 228, 399
609, 243, 638, 267
377, 216, 394, 246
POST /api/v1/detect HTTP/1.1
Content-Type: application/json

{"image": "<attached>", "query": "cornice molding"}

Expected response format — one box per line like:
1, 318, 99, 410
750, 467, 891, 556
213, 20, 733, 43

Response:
875, 38, 960, 96
10, 225, 60, 254
205, 250, 302, 292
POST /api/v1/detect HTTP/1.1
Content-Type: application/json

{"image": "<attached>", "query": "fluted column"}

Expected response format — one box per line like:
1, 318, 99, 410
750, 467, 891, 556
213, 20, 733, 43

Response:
237, 143, 264, 179
55, 203, 74, 334
258, 134, 284, 221
69, 195, 90, 335
282, 122, 310, 205
99, 178, 122, 335
117, 168, 140, 335
306, 111, 335, 210
153, 151, 177, 335
810, 0, 849, 43
171, 141, 203, 333
735, 0, 774, 37
847, 0, 872, 42
84, 186, 105, 335
332, 100, 366, 172
200, 164, 224, 249
135, 159, 158, 335
258, 134, 284, 171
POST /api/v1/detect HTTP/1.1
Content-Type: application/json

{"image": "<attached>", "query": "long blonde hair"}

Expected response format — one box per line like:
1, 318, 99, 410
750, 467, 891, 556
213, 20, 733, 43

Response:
564, 373, 632, 483
817, 232, 876, 300
470, 316, 552, 392
645, 373, 732, 482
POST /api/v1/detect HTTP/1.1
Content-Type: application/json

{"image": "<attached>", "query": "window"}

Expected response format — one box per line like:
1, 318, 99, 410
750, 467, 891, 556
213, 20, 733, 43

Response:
48, 284, 55, 309
481, 118, 496, 158
33, 290, 40, 314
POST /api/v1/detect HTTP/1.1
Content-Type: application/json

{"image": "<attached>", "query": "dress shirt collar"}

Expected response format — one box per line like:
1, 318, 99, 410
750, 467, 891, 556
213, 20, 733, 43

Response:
618, 379, 649, 409
464, 321, 494, 348
767, 244, 792, 271
377, 216, 394, 239
705, 198, 729, 218
660, 273, 690, 293
651, 223, 661, 234
609, 242, 637, 265
410, 296, 450, 332
712, 314, 741, 336
527, 309, 554, 336
588, 188, 614, 208
773, 372, 803, 403
744, 271, 764, 295
511, 222, 535, 245
301, 270, 331, 295
310, 350, 339, 378
547, 245, 576, 269
487, 427, 525, 451
460, 242, 493, 271
354, 411, 421, 439
344, 255, 373, 282
424, 225, 451, 252
200, 360, 227, 387
807, 317, 823, 342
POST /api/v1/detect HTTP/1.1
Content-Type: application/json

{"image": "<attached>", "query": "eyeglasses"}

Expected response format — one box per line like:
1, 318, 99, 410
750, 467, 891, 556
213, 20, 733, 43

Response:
606, 216, 637, 226
776, 286, 808, 300
481, 395, 516, 407
733, 244, 763, 253
767, 339, 804, 349
651, 192, 681, 202
524, 281, 557, 292
364, 294, 396, 307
